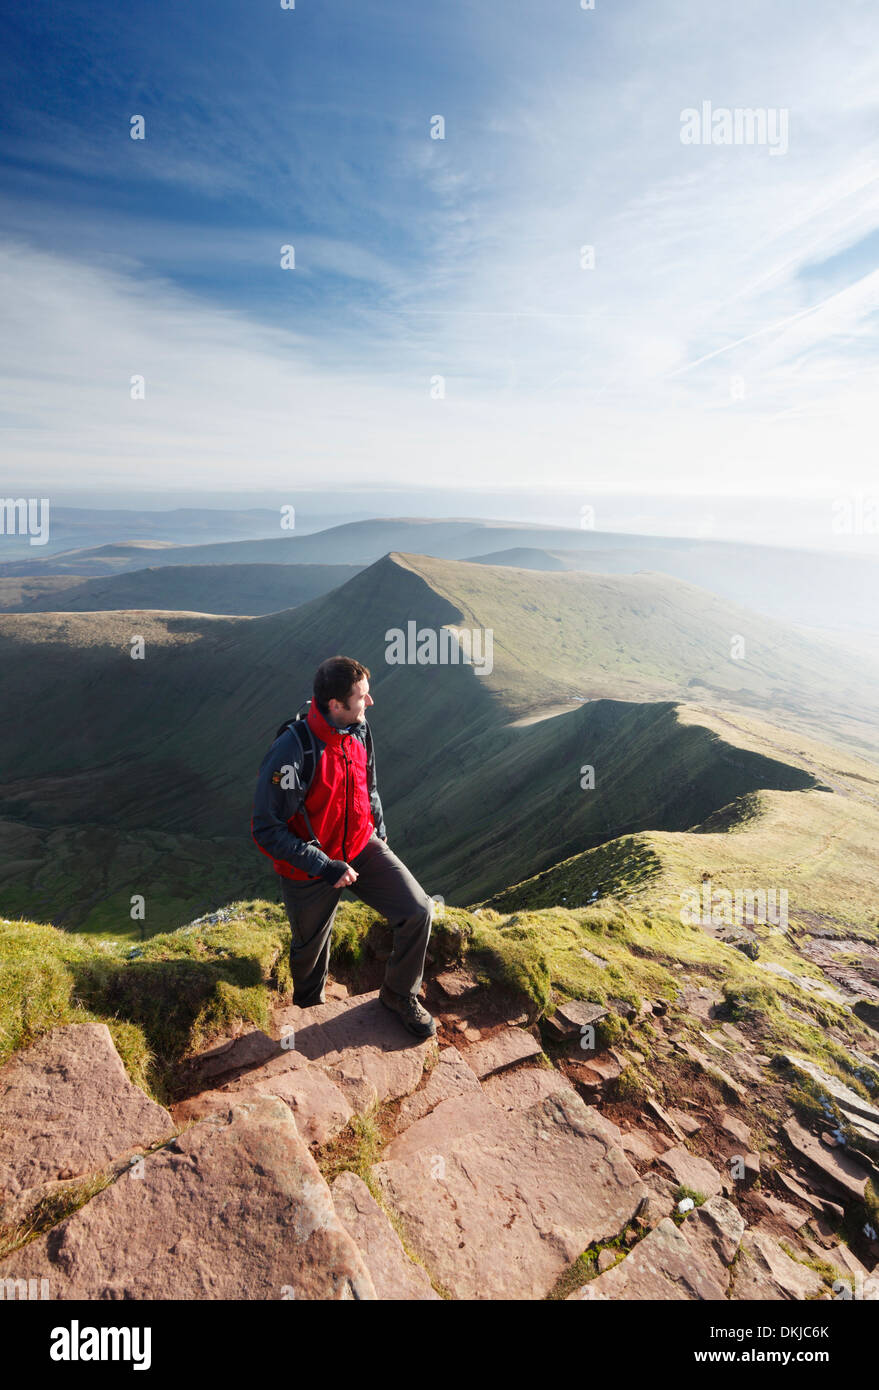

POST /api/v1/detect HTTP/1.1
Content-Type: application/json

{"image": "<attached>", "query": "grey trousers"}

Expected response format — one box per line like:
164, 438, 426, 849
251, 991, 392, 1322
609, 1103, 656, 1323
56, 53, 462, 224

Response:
278, 832, 433, 1005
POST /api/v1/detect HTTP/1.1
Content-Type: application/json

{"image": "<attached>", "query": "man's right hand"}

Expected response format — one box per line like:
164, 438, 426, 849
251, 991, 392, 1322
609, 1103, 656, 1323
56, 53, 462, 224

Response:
330, 861, 358, 888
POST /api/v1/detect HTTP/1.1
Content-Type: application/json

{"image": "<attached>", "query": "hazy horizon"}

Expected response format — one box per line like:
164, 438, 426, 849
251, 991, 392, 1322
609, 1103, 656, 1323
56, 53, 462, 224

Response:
1, 489, 876, 555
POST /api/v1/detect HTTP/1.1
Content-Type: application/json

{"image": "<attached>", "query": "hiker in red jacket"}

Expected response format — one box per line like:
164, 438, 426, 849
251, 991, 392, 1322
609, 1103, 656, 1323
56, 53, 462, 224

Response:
251, 655, 436, 1039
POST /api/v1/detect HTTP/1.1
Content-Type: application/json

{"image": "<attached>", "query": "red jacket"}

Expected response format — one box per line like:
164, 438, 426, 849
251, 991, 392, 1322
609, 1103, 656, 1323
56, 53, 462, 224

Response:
251, 700, 378, 881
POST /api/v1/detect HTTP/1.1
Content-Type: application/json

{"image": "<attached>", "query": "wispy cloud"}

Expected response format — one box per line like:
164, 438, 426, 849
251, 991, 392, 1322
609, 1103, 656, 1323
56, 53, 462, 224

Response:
1, 0, 878, 497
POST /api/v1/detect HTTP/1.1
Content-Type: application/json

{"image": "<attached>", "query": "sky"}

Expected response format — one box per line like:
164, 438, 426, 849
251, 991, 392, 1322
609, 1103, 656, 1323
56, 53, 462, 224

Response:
1, 0, 878, 522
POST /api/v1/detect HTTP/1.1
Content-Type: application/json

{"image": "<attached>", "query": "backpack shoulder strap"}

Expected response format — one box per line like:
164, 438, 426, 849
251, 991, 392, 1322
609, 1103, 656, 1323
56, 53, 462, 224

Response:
274, 705, 323, 845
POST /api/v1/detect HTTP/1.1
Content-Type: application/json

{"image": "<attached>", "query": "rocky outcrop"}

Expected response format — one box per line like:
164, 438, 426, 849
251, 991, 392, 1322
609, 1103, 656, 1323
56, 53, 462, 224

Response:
373, 1087, 647, 1300
331, 1172, 439, 1300
728, 1227, 827, 1300
780, 1053, 879, 1148
2, 979, 875, 1301
782, 1115, 870, 1203
0, 1023, 174, 1221
0, 1097, 375, 1299
569, 1217, 727, 1300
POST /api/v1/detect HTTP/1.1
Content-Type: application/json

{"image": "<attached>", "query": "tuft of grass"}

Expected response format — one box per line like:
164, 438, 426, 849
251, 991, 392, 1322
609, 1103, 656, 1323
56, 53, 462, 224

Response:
614, 1065, 649, 1102
545, 1226, 636, 1300
313, 1101, 452, 1299
672, 1185, 708, 1221
0, 902, 292, 1102
0, 1171, 116, 1260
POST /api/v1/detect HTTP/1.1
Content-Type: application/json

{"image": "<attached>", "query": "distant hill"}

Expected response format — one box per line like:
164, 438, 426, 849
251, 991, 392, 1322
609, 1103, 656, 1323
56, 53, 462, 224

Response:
0, 506, 290, 560
3, 517, 875, 637
0, 563, 363, 616
1, 550, 878, 930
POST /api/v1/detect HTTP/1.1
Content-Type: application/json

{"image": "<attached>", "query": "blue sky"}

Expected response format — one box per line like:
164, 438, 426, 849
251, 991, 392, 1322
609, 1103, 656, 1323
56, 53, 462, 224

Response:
1, 0, 878, 505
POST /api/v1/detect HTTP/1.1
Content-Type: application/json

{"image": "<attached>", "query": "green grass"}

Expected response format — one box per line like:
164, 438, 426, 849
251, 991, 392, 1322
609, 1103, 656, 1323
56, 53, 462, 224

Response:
483, 784, 879, 938
2, 841, 876, 1132
3, 548, 879, 928
0, 900, 291, 1102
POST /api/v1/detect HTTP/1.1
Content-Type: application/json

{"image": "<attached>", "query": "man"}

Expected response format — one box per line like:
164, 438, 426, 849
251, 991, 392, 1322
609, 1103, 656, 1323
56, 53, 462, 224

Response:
251, 655, 436, 1039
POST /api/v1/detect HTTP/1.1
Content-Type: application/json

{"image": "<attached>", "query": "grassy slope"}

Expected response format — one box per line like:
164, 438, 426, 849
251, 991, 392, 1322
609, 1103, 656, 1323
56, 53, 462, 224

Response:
393, 553, 879, 754
0, 563, 363, 615
4, 893, 878, 1185
392, 699, 821, 905
0, 552, 877, 930
482, 786, 879, 936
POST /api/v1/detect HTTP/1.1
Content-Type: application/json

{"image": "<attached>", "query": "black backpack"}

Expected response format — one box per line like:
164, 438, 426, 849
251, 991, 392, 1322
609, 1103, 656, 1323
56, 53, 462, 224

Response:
274, 700, 375, 848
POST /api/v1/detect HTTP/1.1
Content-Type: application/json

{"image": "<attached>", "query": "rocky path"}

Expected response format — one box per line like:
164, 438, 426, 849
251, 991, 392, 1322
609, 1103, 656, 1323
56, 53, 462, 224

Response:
1, 975, 878, 1300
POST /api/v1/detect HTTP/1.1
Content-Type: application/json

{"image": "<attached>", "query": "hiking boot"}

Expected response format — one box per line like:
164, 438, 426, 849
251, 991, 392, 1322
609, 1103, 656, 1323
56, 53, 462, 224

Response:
293, 989, 326, 1008
379, 984, 437, 1039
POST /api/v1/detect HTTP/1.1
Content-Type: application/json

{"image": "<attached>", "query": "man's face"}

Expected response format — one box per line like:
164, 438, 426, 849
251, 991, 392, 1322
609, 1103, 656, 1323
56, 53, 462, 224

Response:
329, 676, 373, 727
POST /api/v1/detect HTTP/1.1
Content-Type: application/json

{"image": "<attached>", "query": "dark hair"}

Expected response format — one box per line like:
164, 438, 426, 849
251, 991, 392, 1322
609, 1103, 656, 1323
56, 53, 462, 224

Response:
313, 655, 370, 711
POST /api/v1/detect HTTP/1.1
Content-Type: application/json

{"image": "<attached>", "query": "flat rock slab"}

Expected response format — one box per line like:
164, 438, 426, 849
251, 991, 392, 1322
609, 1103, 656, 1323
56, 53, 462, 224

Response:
0, 1023, 173, 1200
0, 1097, 375, 1300
584, 1052, 624, 1083
331, 1172, 440, 1300
729, 1227, 827, 1300
728, 1052, 765, 1084
189, 1029, 279, 1083
720, 1022, 748, 1045
395, 1047, 481, 1133
776, 1168, 825, 1213
781, 1053, 879, 1127
679, 1196, 745, 1290
434, 971, 481, 998
655, 1145, 724, 1199
782, 1116, 869, 1203
758, 962, 847, 1005
463, 1027, 543, 1079
718, 1111, 751, 1146
545, 1000, 608, 1039
674, 983, 724, 1021
275, 992, 437, 1114
760, 1193, 813, 1233
569, 1217, 726, 1300
667, 1107, 701, 1136
621, 1127, 665, 1163
838, 1107, 879, 1144
384, 1092, 499, 1164
172, 1049, 353, 1148
373, 1088, 647, 1300
481, 1066, 577, 1114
